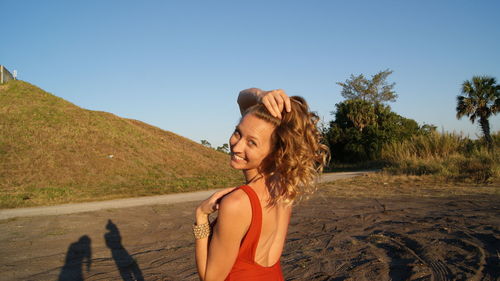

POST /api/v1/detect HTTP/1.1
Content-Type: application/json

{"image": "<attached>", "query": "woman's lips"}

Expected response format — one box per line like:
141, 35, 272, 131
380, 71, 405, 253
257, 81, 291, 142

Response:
231, 154, 245, 161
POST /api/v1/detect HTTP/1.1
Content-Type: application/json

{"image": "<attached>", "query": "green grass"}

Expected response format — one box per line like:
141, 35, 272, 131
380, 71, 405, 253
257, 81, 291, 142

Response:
0, 80, 243, 208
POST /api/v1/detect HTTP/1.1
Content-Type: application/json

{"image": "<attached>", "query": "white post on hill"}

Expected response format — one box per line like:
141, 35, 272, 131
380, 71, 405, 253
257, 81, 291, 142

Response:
13, 70, 17, 80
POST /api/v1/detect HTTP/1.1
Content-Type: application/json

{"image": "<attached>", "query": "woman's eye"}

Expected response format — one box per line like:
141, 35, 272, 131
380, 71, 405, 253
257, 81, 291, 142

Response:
249, 140, 256, 146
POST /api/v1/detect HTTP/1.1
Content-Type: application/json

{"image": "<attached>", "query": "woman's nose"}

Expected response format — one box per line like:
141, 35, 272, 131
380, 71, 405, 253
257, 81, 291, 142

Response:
231, 138, 244, 153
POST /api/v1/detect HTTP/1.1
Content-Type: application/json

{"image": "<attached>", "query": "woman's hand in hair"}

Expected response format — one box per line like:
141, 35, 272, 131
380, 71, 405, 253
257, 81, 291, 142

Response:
196, 187, 237, 217
259, 89, 292, 119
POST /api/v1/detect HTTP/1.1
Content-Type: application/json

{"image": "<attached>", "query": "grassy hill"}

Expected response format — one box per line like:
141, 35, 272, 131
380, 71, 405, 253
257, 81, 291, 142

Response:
0, 80, 242, 208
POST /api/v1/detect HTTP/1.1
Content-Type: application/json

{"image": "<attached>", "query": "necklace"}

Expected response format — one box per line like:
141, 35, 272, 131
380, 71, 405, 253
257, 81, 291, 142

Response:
246, 173, 264, 185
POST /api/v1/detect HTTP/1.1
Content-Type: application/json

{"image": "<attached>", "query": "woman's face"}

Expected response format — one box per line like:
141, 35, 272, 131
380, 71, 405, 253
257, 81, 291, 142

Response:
229, 113, 275, 172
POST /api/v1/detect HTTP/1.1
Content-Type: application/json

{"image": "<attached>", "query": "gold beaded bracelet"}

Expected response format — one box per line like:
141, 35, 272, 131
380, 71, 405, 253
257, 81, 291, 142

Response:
192, 221, 211, 239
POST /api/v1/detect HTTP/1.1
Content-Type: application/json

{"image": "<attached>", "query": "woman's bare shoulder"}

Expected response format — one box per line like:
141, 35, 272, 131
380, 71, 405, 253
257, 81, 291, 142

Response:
220, 187, 250, 210
217, 187, 252, 226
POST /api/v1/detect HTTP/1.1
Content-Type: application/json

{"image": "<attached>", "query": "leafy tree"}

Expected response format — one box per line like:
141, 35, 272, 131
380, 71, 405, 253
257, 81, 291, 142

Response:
216, 143, 229, 154
336, 69, 397, 105
325, 70, 434, 163
375, 104, 420, 141
325, 100, 423, 163
200, 139, 212, 148
456, 76, 500, 150
420, 124, 438, 135
333, 99, 376, 132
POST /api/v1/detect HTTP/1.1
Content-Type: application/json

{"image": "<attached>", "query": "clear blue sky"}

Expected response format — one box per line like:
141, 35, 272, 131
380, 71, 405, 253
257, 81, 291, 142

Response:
2, 0, 499, 147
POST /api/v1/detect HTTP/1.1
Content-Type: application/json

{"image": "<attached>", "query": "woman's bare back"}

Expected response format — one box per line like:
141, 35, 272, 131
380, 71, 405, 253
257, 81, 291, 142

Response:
218, 185, 292, 267
252, 187, 292, 267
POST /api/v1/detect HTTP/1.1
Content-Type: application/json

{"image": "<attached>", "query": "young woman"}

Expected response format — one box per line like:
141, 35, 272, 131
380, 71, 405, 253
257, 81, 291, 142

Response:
193, 88, 329, 281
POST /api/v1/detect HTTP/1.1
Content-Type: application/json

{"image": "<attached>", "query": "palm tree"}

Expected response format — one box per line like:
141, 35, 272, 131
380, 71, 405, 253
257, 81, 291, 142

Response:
456, 76, 500, 150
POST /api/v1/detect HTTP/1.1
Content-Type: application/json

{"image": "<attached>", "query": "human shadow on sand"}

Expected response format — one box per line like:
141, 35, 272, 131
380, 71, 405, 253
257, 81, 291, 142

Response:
58, 235, 92, 281
105, 219, 145, 281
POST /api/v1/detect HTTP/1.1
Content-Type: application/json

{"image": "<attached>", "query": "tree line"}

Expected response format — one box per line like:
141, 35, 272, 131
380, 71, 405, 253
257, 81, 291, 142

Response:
200, 140, 229, 154
323, 69, 499, 165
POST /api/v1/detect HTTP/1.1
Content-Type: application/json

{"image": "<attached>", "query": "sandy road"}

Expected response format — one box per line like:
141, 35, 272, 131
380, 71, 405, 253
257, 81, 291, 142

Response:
0, 171, 373, 220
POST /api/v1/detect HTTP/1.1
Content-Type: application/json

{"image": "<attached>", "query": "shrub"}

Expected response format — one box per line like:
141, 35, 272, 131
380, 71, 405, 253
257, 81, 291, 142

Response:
454, 155, 494, 183
384, 159, 443, 176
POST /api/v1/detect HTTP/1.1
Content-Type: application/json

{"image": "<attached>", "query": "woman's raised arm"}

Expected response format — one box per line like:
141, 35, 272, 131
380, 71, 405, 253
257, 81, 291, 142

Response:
238, 88, 292, 119
237, 88, 264, 115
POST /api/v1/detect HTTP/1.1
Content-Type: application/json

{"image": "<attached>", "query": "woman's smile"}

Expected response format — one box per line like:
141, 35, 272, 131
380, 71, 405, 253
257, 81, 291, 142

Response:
231, 153, 246, 162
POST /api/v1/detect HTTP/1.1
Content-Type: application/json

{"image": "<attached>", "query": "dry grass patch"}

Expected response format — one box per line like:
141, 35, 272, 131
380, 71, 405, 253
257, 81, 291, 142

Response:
318, 172, 500, 198
381, 131, 500, 183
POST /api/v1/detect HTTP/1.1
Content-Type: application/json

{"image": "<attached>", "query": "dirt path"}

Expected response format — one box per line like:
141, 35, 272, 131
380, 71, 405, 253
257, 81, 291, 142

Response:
1, 174, 498, 281
0, 171, 371, 220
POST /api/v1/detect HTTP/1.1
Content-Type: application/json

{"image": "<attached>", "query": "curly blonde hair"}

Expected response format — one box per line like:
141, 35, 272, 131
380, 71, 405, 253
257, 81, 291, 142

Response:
243, 96, 330, 208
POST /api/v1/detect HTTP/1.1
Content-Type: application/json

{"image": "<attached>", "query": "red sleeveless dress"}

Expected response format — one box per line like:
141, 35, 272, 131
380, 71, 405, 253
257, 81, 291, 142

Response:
223, 185, 285, 281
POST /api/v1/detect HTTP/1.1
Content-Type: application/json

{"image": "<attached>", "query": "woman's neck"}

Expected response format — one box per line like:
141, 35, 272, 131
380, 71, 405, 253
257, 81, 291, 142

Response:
243, 169, 267, 189
243, 169, 273, 205
244, 169, 262, 183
